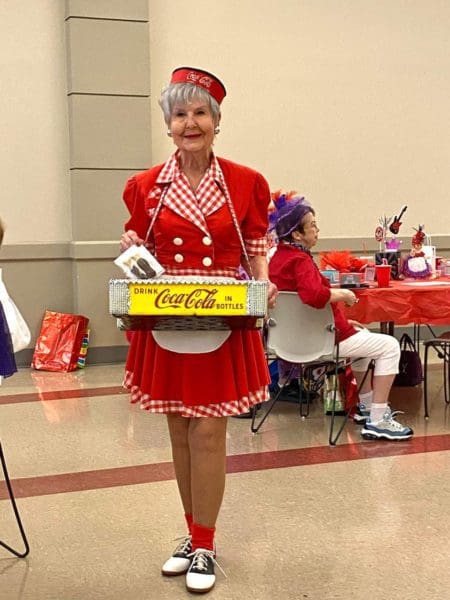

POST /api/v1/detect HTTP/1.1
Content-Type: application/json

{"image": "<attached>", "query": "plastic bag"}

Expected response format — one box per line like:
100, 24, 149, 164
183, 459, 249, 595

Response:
339, 365, 359, 410
324, 366, 358, 414
0, 301, 17, 377
31, 310, 89, 372
0, 279, 31, 352
323, 373, 346, 414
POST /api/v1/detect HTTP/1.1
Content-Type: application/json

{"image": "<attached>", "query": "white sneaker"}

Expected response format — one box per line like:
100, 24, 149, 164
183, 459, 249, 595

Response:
161, 535, 192, 576
353, 402, 370, 424
361, 409, 414, 441
185, 548, 219, 593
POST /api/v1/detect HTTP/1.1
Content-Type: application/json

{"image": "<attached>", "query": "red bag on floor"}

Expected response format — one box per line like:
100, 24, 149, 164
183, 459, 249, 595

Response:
31, 310, 89, 372
339, 365, 359, 411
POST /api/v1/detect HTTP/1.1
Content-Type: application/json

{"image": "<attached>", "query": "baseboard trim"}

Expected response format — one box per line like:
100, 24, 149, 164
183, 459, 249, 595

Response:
2, 237, 449, 262
15, 346, 129, 368
14, 324, 449, 369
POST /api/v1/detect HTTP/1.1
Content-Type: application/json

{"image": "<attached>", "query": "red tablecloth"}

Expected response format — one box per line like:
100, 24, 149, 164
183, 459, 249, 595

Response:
343, 278, 450, 325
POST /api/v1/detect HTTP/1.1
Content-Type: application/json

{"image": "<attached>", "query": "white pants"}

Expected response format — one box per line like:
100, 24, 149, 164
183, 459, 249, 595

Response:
337, 328, 400, 377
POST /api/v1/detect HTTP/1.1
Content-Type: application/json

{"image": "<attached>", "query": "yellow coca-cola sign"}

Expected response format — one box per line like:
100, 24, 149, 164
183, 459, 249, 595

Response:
129, 283, 248, 316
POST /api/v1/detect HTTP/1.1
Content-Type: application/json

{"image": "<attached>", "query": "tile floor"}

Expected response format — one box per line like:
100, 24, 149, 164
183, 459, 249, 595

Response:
0, 360, 449, 600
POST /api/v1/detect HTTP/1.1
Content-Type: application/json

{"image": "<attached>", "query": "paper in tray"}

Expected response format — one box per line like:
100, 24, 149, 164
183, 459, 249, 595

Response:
114, 244, 165, 279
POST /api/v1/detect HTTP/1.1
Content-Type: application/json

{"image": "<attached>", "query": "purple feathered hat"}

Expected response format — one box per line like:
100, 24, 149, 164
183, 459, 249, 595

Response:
268, 191, 314, 240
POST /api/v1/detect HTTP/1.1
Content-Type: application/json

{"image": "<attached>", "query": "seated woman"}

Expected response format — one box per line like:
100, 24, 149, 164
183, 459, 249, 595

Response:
268, 194, 413, 441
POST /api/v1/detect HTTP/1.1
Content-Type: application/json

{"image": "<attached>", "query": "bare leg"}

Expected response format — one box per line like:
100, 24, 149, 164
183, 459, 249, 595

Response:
353, 370, 372, 394
353, 371, 395, 405
371, 373, 395, 404
166, 414, 192, 515
188, 417, 227, 528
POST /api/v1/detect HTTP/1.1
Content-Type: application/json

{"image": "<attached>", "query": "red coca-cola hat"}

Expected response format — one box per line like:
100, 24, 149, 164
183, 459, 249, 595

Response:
170, 67, 227, 105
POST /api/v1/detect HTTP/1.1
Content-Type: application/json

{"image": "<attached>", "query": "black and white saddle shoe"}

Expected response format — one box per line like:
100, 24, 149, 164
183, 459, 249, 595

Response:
185, 548, 217, 593
161, 535, 192, 576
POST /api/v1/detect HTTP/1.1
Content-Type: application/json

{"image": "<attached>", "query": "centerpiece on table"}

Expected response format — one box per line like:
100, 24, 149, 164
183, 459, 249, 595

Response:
374, 205, 407, 279
402, 225, 432, 279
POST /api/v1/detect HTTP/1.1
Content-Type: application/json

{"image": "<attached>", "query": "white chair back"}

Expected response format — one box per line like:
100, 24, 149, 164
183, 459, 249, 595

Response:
266, 292, 335, 364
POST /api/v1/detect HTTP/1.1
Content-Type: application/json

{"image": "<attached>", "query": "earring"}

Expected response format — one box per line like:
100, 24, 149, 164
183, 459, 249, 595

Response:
214, 127, 220, 135
167, 130, 172, 137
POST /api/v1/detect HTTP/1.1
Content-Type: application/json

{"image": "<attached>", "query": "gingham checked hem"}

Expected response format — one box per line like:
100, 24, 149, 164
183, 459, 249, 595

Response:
123, 371, 269, 417
164, 266, 238, 278
245, 237, 267, 255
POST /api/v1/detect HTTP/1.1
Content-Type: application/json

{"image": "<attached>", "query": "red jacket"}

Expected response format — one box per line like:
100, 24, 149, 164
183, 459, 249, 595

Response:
123, 156, 270, 273
269, 244, 356, 342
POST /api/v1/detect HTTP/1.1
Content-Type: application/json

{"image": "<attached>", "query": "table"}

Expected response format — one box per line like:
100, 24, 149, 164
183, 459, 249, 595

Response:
344, 278, 450, 342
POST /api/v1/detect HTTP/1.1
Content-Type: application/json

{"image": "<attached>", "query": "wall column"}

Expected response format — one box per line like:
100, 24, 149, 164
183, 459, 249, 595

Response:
65, 0, 151, 361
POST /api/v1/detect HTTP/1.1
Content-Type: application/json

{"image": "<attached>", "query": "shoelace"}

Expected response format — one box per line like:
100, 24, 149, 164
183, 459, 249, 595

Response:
172, 535, 192, 555
382, 409, 407, 431
188, 549, 227, 578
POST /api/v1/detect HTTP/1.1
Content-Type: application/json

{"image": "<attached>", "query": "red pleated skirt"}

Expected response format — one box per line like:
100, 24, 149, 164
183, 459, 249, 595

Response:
124, 329, 270, 417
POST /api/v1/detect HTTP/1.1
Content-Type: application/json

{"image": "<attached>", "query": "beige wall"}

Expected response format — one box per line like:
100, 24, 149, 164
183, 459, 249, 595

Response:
0, 1, 449, 363
149, 0, 450, 238
0, 0, 71, 244
0, 1, 149, 363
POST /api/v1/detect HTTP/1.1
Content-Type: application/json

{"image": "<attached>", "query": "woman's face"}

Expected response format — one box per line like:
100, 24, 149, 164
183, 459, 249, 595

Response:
293, 212, 319, 249
169, 99, 217, 155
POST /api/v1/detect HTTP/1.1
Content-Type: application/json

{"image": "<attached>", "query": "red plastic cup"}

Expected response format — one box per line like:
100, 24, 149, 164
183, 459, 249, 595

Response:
375, 264, 391, 287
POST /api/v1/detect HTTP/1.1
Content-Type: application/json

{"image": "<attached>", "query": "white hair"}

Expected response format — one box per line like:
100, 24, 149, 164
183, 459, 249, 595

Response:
159, 83, 221, 125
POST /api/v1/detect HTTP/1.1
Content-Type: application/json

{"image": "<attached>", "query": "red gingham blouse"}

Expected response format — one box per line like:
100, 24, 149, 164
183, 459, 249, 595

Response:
144, 152, 267, 278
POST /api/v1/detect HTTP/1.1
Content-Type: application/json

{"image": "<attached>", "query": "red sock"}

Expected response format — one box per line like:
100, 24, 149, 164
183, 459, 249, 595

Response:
191, 522, 215, 552
185, 513, 193, 536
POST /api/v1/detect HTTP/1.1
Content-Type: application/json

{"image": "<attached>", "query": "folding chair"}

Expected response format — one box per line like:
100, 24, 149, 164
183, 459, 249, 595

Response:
250, 291, 351, 445
0, 441, 30, 557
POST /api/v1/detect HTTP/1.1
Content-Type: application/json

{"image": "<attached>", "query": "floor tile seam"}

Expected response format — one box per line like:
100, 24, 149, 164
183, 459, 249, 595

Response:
0, 385, 127, 405
0, 362, 444, 404
1, 433, 449, 500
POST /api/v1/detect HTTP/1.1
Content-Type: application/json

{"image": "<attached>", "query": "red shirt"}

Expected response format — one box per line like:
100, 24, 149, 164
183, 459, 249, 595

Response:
269, 244, 356, 342
123, 154, 269, 277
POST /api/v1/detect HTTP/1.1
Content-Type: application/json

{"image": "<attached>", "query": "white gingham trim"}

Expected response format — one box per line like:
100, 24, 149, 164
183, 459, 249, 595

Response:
197, 158, 225, 215
164, 173, 208, 232
164, 266, 238, 278
245, 237, 267, 256
155, 153, 226, 234
156, 154, 175, 183
154, 152, 268, 262
124, 371, 268, 417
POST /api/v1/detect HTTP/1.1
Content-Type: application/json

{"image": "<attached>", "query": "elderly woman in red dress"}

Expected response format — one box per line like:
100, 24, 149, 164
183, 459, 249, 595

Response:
119, 67, 276, 593
268, 194, 413, 442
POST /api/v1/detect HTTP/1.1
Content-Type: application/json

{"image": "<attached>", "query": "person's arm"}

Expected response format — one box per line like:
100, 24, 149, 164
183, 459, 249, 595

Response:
329, 287, 359, 306
347, 318, 365, 328
237, 171, 278, 307
120, 230, 144, 252
248, 255, 277, 308
120, 175, 148, 251
294, 256, 358, 307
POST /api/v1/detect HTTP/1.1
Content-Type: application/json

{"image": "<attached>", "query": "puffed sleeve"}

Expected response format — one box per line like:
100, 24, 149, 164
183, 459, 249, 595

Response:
294, 255, 331, 308
123, 175, 150, 239
241, 172, 271, 256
